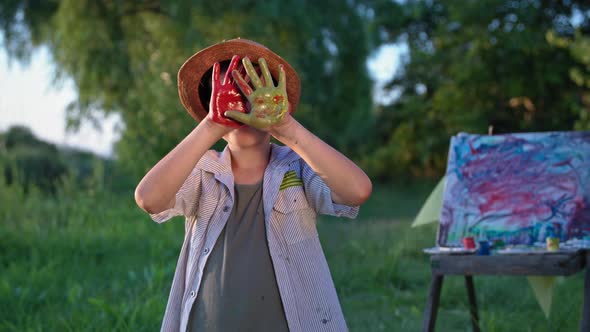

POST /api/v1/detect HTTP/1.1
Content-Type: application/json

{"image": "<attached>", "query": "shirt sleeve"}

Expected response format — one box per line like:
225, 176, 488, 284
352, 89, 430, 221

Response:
149, 166, 202, 223
300, 160, 359, 218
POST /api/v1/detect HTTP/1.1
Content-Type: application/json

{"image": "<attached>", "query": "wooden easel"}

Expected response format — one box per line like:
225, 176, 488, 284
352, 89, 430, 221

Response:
422, 250, 590, 331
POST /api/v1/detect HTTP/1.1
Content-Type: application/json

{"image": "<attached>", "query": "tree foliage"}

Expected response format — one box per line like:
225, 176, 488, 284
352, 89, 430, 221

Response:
0, 125, 133, 193
0, 126, 67, 192
0, 0, 373, 178
365, 0, 590, 179
2, 0, 590, 180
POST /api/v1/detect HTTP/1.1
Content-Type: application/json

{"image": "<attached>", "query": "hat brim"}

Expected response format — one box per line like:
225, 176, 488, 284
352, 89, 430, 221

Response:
178, 38, 301, 122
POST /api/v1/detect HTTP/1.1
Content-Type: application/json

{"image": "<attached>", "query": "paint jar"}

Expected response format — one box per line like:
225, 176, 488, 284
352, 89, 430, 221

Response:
546, 237, 560, 251
543, 223, 555, 241
493, 239, 505, 249
463, 237, 476, 250
478, 241, 491, 255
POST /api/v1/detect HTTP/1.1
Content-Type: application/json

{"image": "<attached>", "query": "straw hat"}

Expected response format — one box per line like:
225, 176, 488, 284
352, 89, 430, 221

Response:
177, 38, 301, 122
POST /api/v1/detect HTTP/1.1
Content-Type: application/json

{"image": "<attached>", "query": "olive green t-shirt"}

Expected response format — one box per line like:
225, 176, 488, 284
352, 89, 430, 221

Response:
188, 181, 289, 332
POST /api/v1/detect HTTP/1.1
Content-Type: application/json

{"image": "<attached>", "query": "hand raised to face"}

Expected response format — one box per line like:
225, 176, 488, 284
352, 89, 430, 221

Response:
207, 55, 248, 128
224, 57, 289, 130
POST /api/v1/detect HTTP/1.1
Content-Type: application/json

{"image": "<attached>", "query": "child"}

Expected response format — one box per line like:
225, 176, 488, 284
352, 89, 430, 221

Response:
135, 39, 372, 332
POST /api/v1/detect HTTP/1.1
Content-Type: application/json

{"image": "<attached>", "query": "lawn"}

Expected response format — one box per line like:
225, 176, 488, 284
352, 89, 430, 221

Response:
0, 180, 584, 331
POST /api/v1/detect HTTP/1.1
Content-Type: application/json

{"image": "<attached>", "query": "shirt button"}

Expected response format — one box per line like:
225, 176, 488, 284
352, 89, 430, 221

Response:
190, 290, 196, 297
223, 206, 230, 212
322, 319, 328, 324
204, 248, 209, 254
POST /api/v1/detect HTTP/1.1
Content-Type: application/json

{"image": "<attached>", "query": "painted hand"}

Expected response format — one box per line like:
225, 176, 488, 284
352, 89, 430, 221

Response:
225, 57, 289, 130
208, 55, 247, 128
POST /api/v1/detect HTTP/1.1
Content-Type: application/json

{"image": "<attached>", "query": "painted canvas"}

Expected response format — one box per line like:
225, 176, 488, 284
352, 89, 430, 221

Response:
438, 131, 590, 247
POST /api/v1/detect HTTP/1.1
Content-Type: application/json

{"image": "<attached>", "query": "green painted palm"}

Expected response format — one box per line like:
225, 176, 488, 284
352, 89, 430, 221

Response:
225, 57, 289, 130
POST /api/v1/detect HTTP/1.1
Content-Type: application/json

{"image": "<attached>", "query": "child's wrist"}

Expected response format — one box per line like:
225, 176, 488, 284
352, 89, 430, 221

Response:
200, 117, 232, 137
270, 115, 299, 144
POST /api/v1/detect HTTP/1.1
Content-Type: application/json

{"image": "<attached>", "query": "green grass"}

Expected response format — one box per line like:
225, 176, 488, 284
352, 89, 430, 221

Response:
0, 180, 584, 331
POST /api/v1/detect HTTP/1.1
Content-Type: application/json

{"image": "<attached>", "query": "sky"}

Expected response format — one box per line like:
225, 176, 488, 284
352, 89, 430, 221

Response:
0, 44, 403, 157
0, 47, 121, 157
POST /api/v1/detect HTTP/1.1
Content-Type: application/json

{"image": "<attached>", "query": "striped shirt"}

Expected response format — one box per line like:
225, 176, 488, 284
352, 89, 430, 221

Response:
149, 143, 359, 332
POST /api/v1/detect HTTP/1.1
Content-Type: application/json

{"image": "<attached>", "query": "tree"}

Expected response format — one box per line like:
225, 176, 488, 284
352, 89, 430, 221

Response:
365, 0, 590, 179
0, 126, 67, 192
0, 125, 133, 193
0, 0, 374, 178
547, 29, 590, 129
7, 1, 589, 181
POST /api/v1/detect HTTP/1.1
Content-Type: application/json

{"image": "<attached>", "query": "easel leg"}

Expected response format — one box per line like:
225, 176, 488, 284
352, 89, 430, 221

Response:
423, 274, 444, 332
581, 252, 590, 332
465, 275, 481, 332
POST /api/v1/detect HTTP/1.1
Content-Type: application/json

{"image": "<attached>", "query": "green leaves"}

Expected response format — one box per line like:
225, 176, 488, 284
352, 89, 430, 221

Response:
4, 0, 590, 180
367, 0, 590, 179
546, 28, 590, 129
0, 0, 375, 178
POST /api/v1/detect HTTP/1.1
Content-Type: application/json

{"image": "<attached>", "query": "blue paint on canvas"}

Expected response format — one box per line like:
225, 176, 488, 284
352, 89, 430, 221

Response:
438, 131, 590, 246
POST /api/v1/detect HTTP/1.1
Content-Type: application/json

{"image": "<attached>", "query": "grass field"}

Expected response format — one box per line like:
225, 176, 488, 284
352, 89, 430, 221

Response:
0, 179, 584, 331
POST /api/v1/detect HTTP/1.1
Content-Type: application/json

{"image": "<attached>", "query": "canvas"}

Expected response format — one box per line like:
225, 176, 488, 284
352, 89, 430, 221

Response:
438, 131, 590, 247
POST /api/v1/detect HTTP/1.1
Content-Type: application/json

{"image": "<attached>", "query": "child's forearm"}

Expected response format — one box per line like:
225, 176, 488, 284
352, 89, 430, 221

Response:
270, 115, 372, 206
135, 118, 228, 214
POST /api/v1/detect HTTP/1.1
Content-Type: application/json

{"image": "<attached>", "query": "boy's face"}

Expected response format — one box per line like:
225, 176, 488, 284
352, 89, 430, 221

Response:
223, 125, 270, 149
